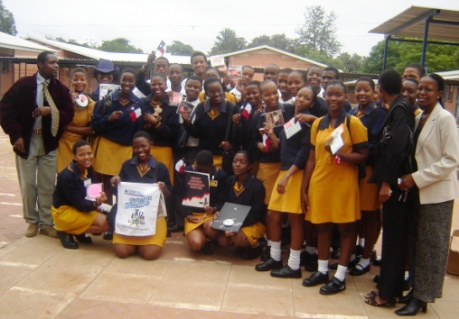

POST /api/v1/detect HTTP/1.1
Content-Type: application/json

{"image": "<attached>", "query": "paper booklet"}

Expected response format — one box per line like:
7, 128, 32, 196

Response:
182, 171, 210, 209
264, 109, 285, 127
99, 84, 120, 100
328, 124, 344, 155
284, 117, 302, 139
86, 183, 103, 201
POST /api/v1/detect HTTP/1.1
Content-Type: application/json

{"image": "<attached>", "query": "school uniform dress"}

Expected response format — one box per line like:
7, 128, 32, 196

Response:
268, 111, 311, 214
143, 94, 180, 185
370, 95, 414, 301
185, 100, 242, 168
348, 103, 386, 211
224, 174, 266, 246
113, 155, 172, 247
56, 97, 95, 173
183, 166, 227, 235
408, 103, 459, 303
91, 90, 144, 176
306, 109, 368, 224
52, 161, 99, 234
254, 104, 295, 205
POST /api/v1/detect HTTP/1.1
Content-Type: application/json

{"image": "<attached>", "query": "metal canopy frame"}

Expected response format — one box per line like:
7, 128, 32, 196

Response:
369, 6, 459, 71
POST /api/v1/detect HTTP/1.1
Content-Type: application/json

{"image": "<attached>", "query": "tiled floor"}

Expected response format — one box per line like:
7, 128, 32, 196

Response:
1, 131, 459, 318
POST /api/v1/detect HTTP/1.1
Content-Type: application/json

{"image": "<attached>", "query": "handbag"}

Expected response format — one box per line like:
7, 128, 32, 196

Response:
221, 103, 235, 175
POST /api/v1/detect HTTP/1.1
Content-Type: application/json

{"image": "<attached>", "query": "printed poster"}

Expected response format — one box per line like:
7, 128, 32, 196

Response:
182, 171, 210, 208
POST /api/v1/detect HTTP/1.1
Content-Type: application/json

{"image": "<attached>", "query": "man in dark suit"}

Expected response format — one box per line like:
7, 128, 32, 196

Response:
0, 51, 74, 238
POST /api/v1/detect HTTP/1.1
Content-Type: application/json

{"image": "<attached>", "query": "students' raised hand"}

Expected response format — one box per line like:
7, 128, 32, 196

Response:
147, 52, 156, 66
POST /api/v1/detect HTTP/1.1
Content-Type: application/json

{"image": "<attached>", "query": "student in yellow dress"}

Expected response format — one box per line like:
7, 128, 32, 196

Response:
110, 131, 171, 260
217, 150, 266, 260
57, 68, 95, 173
301, 81, 368, 295
52, 140, 110, 249
348, 77, 386, 276
91, 69, 144, 206
182, 150, 227, 254
255, 86, 313, 276
142, 73, 180, 185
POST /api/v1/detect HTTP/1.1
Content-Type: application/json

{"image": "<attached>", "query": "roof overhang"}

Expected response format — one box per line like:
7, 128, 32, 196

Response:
369, 6, 459, 43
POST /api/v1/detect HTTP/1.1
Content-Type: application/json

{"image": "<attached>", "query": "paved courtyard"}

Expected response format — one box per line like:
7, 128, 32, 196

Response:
1, 130, 458, 319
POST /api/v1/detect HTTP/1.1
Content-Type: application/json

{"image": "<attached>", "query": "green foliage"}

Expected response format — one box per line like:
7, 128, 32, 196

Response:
361, 39, 459, 74
98, 38, 143, 53
209, 28, 246, 55
296, 6, 341, 56
168, 40, 194, 55
247, 33, 296, 53
0, 0, 17, 35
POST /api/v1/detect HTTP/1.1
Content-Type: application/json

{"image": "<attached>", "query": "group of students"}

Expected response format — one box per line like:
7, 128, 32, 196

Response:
4, 49, 458, 316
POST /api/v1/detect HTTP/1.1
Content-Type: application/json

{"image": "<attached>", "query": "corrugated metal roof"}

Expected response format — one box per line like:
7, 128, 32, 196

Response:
369, 6, 459, 43
211, 45, 328, 68
25, 36, 191, 64
0, 31, 55, 53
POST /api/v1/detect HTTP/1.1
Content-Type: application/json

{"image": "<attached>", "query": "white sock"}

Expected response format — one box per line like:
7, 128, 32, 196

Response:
306, 246, 316, 255
287, 249, 301, 270
359, 238, 365, 247
267, 240, 272, 247
357, 257, 370, 269
405, 271, 410, 280
318, 259, 329, 275
270, 241, 281, 261
334, 265, 347, 282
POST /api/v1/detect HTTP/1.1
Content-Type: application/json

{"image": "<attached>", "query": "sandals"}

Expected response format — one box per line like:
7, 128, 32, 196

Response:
364, 292, 396, 308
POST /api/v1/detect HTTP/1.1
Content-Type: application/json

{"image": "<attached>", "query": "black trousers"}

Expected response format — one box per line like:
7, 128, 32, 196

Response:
378, 187, 409, 301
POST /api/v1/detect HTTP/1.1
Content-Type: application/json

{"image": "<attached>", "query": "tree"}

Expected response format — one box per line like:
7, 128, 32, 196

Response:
360, 39, 459, 74
209, 28, 246, 55
247, 33, 297, 53
296, 6, 341, 57
98, 38, 143, 53
334, 52, 364, 73
0, 0, 17, 35
168, 40, 194, 55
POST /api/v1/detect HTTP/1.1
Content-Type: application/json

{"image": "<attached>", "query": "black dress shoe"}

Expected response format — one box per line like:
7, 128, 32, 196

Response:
103, 231, 113, 240
302, 271, 329, 287
260, 245, 271, 261
398, 289, 413, 304
319, 277, 346, 295
57, 231, 79, 250
373, 257, 382, 266
302, 252, 318, 272
271, 265, 302, 278
395, 298, 427, 316
74, 233, 92, 244
255, 258, 283, 271
349, 264, 370, 276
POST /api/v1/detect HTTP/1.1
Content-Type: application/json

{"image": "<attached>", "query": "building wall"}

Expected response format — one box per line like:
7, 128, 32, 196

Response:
227, 49, 322, 81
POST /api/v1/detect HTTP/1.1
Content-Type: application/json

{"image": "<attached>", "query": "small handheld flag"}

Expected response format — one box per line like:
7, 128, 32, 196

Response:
156, 41, 166, 56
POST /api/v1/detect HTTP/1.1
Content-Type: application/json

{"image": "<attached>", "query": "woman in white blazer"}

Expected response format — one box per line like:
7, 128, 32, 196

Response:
397, 73, 459, 316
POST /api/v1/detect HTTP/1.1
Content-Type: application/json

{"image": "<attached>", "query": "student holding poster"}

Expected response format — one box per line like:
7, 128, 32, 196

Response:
110, 131, 171, 260
52, 140, 110, 249
182, 150, 227, 254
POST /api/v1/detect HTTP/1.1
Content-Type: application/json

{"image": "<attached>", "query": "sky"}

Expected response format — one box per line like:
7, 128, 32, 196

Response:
4, 0, 459, 57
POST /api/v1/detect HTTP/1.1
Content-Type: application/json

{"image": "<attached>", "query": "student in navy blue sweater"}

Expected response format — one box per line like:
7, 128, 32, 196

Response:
255, 86, 312, 276
217, 150, 266, 260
